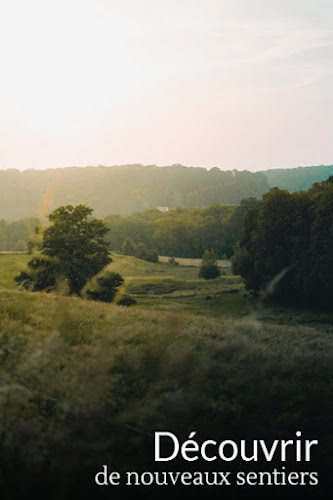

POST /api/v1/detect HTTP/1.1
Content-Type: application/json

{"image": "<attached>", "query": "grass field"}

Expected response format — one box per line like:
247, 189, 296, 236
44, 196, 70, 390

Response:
0, 252, 31, 289
1, 251, 332, 324
0, 252, 332, 497
158, 255, 231, 267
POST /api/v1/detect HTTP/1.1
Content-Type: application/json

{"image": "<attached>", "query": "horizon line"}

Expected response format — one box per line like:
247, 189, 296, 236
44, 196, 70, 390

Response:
0, 162, 332, 174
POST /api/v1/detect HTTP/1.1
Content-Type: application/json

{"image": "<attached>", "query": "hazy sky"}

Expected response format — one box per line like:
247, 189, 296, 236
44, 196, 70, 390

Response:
1, 0, 332, 171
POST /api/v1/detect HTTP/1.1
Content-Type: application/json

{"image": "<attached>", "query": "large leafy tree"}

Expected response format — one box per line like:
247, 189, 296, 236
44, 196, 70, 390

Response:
15, 205, 111, 295
222, 197, 261, 258
232, 178, 333, 308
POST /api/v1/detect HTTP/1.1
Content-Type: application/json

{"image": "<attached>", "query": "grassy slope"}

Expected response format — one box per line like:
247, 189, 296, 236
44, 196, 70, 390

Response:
0, 252, 31, 289
0, 253, 332, 496
105, 253, 333, 325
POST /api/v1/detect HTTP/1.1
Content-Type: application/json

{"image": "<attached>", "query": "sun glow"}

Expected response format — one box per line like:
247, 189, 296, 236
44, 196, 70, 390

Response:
0, 0, 332, 170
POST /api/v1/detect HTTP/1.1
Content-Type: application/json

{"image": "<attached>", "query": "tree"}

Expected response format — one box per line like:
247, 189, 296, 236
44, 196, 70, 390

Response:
232, 179, 333, 308
27, 225, 44, 254
145, 248, 159, 263
121, 236, 159, 262
153, 217, 185, 255
15, 205, 111, 295
232, 189, 295, 296
135, 242, 149, 259
121, 237, 137, 256
199, 249, 220, 279
222, 198, 261, 258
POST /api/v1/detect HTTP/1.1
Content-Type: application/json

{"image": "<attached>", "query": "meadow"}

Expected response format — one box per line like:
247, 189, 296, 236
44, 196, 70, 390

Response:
0, 252, 332, 498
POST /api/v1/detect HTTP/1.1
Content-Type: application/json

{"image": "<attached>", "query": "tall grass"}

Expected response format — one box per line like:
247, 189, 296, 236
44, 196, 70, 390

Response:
0, 253, 332, 497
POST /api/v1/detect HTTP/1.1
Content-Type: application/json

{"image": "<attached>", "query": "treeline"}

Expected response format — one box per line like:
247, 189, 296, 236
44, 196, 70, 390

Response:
0, 201, 258, 256
264, 164, 333, 192
1, 164, 332, 221
0, 218, 38, 251
232, 176, 333, 308
0, 202, 256, 258
105, 200, 260, 259
0, 164, 270, 220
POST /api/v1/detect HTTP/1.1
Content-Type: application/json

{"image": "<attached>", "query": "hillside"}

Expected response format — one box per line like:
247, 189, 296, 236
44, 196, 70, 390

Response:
0, 253, 332, 498
0, 165, 268, 220
261, 164, 333, 191
1, 163, 332, 221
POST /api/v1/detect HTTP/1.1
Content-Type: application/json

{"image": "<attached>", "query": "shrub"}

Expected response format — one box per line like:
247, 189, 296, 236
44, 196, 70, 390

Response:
199, 249, 220, 280
199, 265, 220, 280
168, 257, 179, 265
15, 256, 58, 291
145, 249, 159, 263
86, 272, 124, 302
135, 242, 149, 260
117, 295, 137, 306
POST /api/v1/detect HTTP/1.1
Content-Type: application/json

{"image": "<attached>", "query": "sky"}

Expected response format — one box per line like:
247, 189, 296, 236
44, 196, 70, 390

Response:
0, 0, 332, 172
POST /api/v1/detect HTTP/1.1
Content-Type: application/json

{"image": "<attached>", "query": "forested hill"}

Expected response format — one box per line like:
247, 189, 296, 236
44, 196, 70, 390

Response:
0, 165, 268, 220
0, 163, 332, 220
261, 164, 333, 191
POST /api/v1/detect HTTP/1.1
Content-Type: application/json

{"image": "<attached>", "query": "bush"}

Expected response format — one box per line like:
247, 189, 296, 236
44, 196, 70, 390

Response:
135, 242, 149, 259
168, 257, 179, 265
86, 272, 124, 302
15, 256, 58, 291
145, 249, 159, 262
117, 295, 137, 306
199, 265, 220, 280
199, 249, 220, 280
